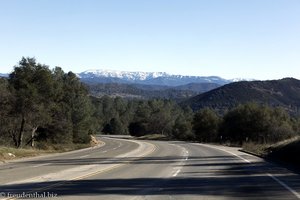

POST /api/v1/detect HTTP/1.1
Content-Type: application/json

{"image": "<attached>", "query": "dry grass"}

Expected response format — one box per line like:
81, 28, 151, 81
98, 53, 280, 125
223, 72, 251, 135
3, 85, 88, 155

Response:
242, 136, 300, 170
267, 136, 300, 150
0, 135, 100, 162
266, 136, 300, 169
242, 136, 300, 157
242, 142, 271, 157
0, 147, 52, 162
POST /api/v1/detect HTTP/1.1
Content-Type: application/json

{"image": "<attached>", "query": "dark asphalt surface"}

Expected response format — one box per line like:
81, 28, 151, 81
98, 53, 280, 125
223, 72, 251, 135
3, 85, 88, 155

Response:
1, 136, 300, 200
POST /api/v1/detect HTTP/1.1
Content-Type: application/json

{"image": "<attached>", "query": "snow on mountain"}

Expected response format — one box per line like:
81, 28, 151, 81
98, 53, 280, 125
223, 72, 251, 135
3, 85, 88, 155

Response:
78, 69, 169, 81
230, 78, 256, 82
78, 69, 236, 86
1, 69, 253, 86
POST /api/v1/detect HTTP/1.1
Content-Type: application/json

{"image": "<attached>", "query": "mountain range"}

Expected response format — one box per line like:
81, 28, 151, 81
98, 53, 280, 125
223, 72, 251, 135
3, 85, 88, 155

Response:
2, 70, 300, 114
0, 70, 238, 100
77, 69, 241, 86
1, 69, 251, 86
78, 69, 240, 100
0, 73, 8, 78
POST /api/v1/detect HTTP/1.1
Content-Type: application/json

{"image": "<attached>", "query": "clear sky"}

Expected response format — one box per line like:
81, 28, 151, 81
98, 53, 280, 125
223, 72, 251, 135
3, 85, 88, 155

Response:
0, 0, 299, 80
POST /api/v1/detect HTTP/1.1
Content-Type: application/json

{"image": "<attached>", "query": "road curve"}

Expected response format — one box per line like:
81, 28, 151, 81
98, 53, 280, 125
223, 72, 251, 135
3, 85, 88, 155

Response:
0, 136, 300, 200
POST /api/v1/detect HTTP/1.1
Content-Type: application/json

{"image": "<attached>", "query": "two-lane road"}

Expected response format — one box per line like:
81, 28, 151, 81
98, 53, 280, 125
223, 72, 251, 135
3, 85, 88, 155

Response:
1, 136, 300, 199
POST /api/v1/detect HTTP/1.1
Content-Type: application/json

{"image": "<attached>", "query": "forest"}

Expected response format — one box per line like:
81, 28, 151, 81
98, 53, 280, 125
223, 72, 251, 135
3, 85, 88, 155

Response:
0, 57, 94, 148
0, 57, 299, 149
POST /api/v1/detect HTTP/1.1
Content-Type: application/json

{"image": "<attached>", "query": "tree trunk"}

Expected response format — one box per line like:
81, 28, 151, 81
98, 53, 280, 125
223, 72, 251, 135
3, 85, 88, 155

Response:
9, 130, 18, 147
31, 126, 38, 147
17, 116, 25, 148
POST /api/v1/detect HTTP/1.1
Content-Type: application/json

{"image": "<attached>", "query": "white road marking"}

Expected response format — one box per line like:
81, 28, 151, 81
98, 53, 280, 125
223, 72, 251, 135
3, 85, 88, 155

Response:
116, 142, 122, 148
172, 169, 181, 177
32, 163, 50, 168
112, 144, 122, 150
4, 140, 156, 187
196, 143, 251, 163
79, 155, 89, 158
169, 145, 189, 177
195, 143, 300, 199
267, 173, 300, 199
217, 148, 251, 163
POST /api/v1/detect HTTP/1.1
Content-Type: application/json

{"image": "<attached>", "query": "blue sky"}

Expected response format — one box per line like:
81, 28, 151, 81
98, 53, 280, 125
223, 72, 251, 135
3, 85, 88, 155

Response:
0, 0, 299, 79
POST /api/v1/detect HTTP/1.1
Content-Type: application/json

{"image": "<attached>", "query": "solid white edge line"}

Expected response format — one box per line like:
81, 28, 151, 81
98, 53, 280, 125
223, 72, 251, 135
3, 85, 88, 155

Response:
197, 143, 251, 163
194, 143, 300, 199
267, 173, 300, 199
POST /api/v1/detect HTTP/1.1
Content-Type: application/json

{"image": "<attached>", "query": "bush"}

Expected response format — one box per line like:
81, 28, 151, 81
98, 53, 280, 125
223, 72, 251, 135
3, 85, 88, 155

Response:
221, 103, 297, 144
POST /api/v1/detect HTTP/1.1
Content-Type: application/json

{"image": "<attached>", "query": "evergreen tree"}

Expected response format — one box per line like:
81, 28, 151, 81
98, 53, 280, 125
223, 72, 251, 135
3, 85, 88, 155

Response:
193, 108, 221, 142
9, 57, 53, 147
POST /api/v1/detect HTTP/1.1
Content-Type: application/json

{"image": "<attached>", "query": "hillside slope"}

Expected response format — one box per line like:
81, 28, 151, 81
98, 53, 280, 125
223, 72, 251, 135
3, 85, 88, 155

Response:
86, 82, 221, 101
267, 137, 300, 170
184, 78, 300, 114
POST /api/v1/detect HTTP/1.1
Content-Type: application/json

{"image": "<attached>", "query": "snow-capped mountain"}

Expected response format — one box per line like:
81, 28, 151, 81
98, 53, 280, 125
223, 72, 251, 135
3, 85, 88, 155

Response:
1, 69, 253, 87
230, 78, 256, 82
78, 69, 234, 86
78, 69, 170, 81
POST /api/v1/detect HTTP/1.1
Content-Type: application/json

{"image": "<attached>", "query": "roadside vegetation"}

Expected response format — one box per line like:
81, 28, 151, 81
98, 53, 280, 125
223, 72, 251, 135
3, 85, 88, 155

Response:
0, 57, 95, 151
1, 57, 299, 167
266, 137, 300, 169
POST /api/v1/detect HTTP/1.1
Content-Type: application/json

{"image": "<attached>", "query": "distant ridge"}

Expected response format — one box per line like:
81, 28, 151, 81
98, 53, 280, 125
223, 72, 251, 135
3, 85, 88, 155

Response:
184, 78, 300, 114
2, 69, 253, 86
87, 82, 221, 101
0, 73, 8, 78
78, 69, 243, 86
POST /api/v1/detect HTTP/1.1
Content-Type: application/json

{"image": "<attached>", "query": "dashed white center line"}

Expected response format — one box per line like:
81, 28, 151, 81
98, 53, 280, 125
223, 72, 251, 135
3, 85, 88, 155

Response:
172, 169, 181, 177
79, 155, 89, 158
170, 145, 189, 177
32, 163, 50, 168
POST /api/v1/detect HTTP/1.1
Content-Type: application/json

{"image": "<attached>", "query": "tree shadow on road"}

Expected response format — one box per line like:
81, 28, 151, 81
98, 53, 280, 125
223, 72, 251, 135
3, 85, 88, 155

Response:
1, 155, 300, 199
0, 175, 299, 199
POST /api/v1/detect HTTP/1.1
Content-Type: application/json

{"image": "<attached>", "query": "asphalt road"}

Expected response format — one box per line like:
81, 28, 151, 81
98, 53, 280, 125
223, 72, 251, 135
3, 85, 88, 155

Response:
1, 136, 300, 200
